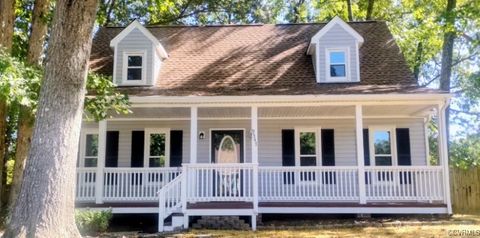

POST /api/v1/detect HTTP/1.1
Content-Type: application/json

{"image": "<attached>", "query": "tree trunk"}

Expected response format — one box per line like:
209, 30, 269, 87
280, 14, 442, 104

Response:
0, 0, 16, 210
346, 0, 353, 21
439, 0, 456, 143
26, 0, 50, 66
366, 0, 375, 20
3, 0, 98, 236
413, 41, 423, 82
8, 0, 50, 214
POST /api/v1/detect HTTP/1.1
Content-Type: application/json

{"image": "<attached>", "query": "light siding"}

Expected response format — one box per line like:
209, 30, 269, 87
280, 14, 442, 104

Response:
79, 117, 427, 167
317, 26, 359, 83
115, 28, 154, 85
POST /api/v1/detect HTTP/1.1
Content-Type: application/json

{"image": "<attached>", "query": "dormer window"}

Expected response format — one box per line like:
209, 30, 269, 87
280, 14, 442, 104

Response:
122, 51, 146, 84
127, 55, 143, 80
326, 48, 349, 81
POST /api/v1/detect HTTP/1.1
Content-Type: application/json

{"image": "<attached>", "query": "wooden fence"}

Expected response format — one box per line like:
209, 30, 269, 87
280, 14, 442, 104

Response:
450, 166, 480, 214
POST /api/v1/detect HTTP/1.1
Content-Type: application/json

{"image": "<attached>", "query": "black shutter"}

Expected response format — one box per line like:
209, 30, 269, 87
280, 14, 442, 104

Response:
396, 128, 412, 165
131, 131, 144, 167
363, 129, 370, 166
170, 130, 183, 167
321, 129, 335, 166
363, 129, 370, 184
105, 131, 119, 167
321, 129, 336, 185
396, 128, 412, 184
282, 129, 295, 184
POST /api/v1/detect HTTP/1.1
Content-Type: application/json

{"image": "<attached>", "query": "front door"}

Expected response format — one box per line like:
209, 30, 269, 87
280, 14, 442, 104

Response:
211, 130, 244, 197
211, 130, 244, 163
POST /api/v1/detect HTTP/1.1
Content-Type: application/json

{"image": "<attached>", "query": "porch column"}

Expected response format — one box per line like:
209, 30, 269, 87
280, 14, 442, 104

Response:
251, 106, 259, 213
190, 106, 198, 163
251, 106, 258, 164
355, 105, 367, 204
438, 103, 452, 214
95, 120, 107, 204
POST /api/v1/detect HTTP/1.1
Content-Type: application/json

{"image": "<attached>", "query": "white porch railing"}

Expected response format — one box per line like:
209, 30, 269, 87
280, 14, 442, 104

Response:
158, 173, 183, 231
258, 166, 359, 201
365, 166, 444, 201
76, 165, 445, 204
102, 167, 181, 201
185, 163, 255, 202
76, 168, 97, 201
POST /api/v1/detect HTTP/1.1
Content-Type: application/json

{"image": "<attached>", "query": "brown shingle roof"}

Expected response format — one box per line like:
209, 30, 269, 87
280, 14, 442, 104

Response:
89, 21, 444, 96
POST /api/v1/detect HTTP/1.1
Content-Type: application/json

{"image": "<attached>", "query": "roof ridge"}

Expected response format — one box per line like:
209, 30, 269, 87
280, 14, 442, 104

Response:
103, 20, 382, 29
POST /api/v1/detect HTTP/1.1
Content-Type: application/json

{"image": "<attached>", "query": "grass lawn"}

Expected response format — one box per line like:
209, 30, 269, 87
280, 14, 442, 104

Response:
171, 215, 480, 238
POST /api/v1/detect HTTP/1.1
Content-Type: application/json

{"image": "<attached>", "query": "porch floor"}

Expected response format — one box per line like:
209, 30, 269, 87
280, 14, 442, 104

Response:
76, 201, 446, 209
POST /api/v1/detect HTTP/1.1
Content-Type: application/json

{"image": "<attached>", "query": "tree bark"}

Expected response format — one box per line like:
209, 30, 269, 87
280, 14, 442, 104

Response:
26, 0, 50, 66
366, 0, 375, 20
346, 0, 354, 21
8, 0, 51, 214
413, 41, 423, 82
439, 0, 456, 142
3, 0, 98, 236
0, 0, 16, 210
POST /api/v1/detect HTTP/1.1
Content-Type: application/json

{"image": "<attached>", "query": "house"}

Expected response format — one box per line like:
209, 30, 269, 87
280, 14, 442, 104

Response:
77, 17, 452, 231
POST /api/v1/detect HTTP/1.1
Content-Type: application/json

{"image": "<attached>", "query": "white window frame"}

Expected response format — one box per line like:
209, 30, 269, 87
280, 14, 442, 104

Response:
122, 51, 147, 85
294, 127, 322, 167
325, 47, 350, 82
368, 126, 398, 166
144, 128, 170, 168
79, 129, 99, 168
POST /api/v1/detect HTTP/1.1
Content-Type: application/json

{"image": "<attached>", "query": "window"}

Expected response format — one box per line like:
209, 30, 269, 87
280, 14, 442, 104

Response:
299, 132, 317, 166
326, 48, 348, 81
123, 52, 146, 84
127, 55, 143, 80
79, 132, 98, 167
371, 129, 394, 166
295, 129, 320, 182
144, 129, 169, 168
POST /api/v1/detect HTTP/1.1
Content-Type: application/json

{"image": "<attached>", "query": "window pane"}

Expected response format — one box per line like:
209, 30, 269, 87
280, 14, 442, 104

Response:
300, 132, 316, 155
330, 65, 346, 77
374, 131, 391, 154
84, 157, 97, 167
128, 56, 142, 66
149, 157, 165, 167
85, 134, 98, 156
300, 157, 316, 166
330, 52, 345, 64
150, 133, 165, 156
375, 156, 392, 166
127, 68, 142, 80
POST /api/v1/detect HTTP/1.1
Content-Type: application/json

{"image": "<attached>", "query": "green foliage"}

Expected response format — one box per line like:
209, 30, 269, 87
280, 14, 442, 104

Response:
450, 134, 480, 169
75, 209, 113, 235
0, 49, 42, 109
84, 73, 131, 121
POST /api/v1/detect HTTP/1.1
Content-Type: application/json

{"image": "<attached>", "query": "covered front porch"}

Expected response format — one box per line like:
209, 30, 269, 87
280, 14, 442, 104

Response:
75, 95, 451, 226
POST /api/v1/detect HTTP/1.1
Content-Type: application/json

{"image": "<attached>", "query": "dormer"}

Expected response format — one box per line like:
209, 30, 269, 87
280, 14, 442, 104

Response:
110, 20, 168, 86
307, 16, 364, 83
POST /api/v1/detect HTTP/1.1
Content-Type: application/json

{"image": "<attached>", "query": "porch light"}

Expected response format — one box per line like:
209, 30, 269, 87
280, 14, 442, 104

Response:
199, 131, 205, 140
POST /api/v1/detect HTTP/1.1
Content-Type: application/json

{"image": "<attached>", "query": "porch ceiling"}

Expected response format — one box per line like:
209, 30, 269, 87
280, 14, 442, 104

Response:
259, 106, 354, 118
362, 104, 436, 117
108, 104, 437, 120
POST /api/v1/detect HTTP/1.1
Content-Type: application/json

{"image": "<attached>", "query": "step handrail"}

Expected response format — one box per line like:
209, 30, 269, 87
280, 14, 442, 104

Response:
158, 173, 183, 232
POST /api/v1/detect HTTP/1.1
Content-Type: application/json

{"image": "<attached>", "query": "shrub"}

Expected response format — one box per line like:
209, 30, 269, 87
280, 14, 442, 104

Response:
75, 209, 112, 235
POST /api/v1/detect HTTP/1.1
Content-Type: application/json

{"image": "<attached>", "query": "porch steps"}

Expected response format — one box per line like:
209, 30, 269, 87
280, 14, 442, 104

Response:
192, 216, 251, 230
163, 213, 184, 232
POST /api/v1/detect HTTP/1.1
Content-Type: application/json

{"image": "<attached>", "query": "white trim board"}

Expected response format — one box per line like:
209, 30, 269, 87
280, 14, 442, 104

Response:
307, 16, 364, 54
258, 206, 448, 214
110, 20, 168, 59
